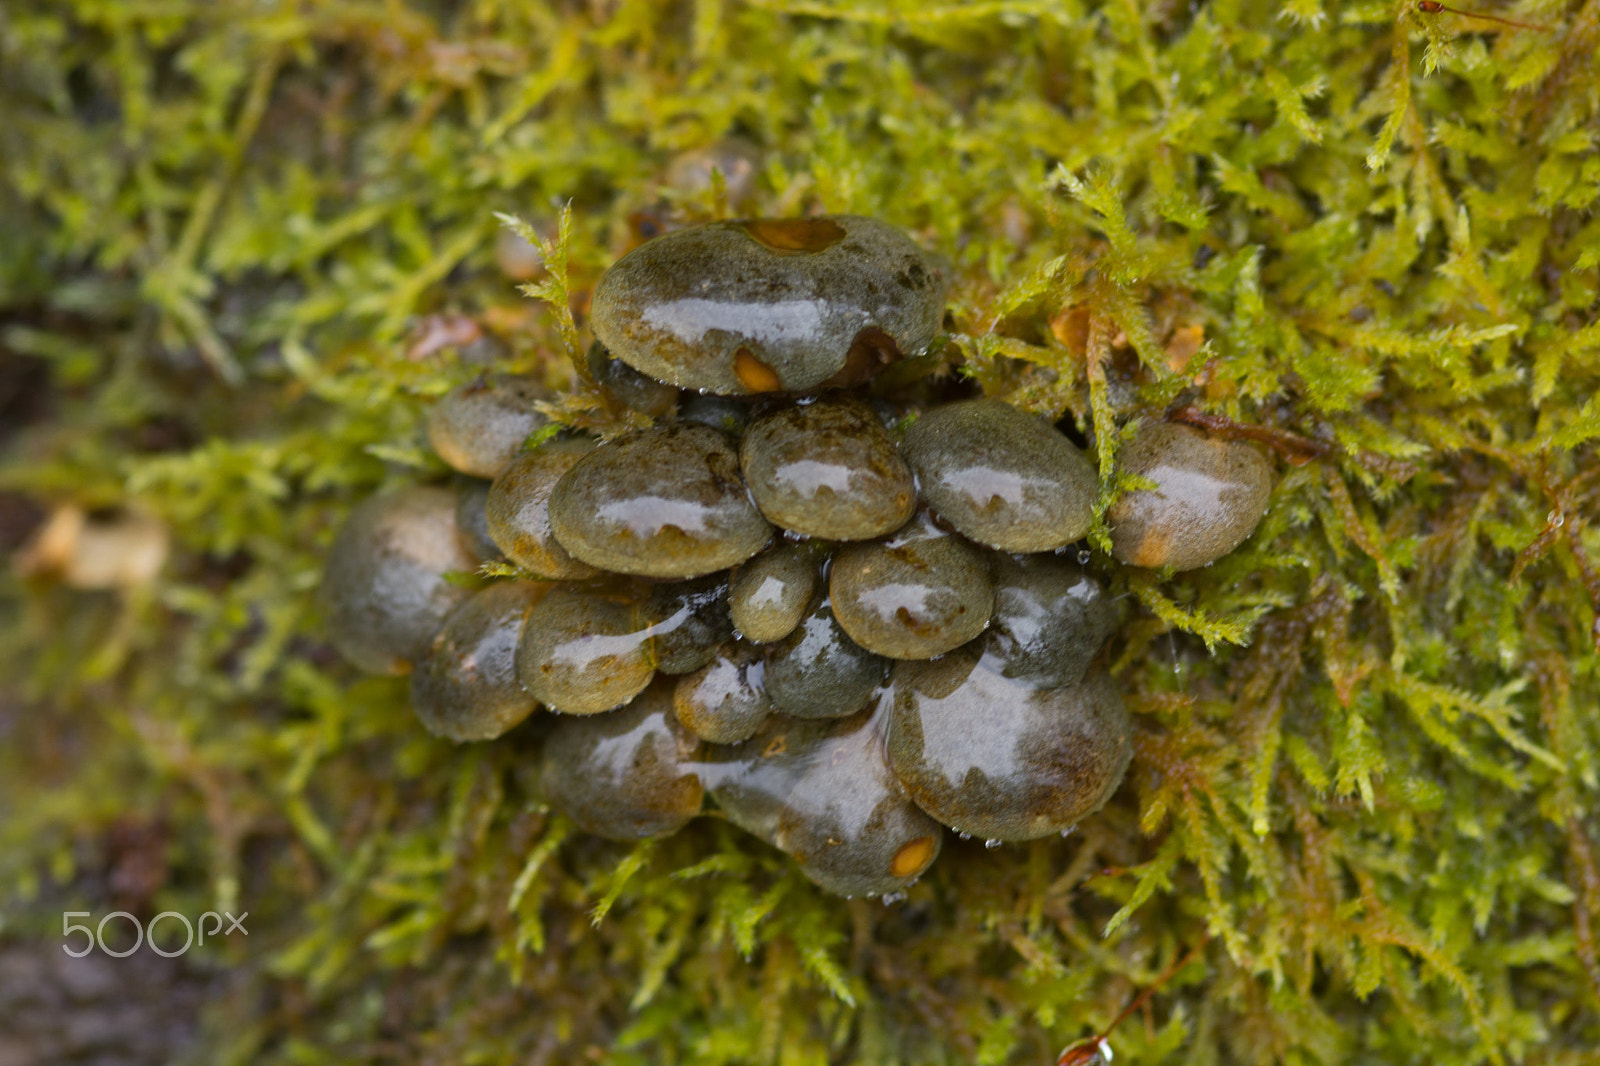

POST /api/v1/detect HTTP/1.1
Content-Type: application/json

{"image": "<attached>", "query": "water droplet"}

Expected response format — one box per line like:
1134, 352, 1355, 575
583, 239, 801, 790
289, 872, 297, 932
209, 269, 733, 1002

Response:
984, 838, 1002, 849
881, 891, 907, 905
1077, 549, 1092, 565
1060, 826, 1077, 838
1548, 509, 1565, 527
958, 832, 971, 841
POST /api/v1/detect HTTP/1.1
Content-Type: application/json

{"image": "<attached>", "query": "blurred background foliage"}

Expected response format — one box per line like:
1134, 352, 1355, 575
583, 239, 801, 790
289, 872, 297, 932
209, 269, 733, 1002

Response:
1, 0, 1598, 1062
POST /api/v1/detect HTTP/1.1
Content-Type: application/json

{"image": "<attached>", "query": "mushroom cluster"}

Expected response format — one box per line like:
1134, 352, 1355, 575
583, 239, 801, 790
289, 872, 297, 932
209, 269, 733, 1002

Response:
318, 216, 1274, 898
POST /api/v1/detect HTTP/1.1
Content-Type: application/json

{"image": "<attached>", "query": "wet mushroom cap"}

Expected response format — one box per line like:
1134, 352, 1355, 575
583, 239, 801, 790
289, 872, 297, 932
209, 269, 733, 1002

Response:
886, 651, 1131, 841
728, 544, 817, 644
706, 709, 943, 897
548, 422, 773, 579
643, 574, 735, 675
829, 513, 995, 660
540, 680, 705, 841
318, 485, 479, 675
485, 437, 602, 580
426, 375, 547, 479
980, 554, 1115, 688
740, 394, 916, 541
900, 398, 1096, 552
590, 215, 946, 395
762, 600, 889, 719
1108, 421, 1274, 571
513, 584, 656, 715
673, 641, 772, 745
411, 581, 545, 742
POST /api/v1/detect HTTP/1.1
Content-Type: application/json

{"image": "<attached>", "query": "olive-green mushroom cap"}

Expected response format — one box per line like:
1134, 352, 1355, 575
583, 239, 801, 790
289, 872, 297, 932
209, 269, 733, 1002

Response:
829, 512, 995, 660
740, 395, 916, 540
763, 600, 888, 719
886, 651, 1131, 841
643, 574, 734, 675
981, 554, 1115, 688
548, 423, 772, 579
900, 398, 1096, 552
485, 437, 601, 580
587, 341, 679, 418
318, 485, 478, 675
514, 584, 655, 715
705, 709, 943, 897
728, 544, 817, 644
590, 216, 946, 395
426, 375, 547, 479
674, 642, 771, 745
540, 680, 705, 841
677, 393, 754, 436
411, 581, 544, 742
1108, 421, 1273, 571
454, 478, 503, 564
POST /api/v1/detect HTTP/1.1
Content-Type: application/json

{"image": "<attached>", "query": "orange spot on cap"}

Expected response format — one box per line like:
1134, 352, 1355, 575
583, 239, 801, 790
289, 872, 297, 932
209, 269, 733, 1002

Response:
890, 835, 936, 878
741, 217, 846, 253
734, 347, 783, 392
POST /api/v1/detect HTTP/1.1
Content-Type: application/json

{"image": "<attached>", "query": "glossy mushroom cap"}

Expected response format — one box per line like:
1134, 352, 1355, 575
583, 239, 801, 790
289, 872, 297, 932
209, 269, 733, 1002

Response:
590, 216, 945, 395
1108, 421, 1273, 571
318, 485, 478, 675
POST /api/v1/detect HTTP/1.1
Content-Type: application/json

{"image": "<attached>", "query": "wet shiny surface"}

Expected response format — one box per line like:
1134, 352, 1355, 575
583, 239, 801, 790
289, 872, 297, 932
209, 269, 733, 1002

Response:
590, 216, 945, 395
541, 680, 704, 840
1109, 421, 1273, 571
762, 600, 888, 718
485, 437, 601, 580
588, 342, 679, 417
740, 395, 916, 540
514, 584, 655, 715
728, 544, 817, 643
981, 554, 1115, 688
704, 708, 943, 897
319, 486, 478, 675
412, 581, 544, 741
829, 513, 994, 660
548, 423, 772, 578
673, 642, 771, 745
677, 393, 754, 435
454, 478, 502, 563
643, 574, 734, 675
901, 399, 1096, 552
426, 375, 547, 479
886, 650, 1131, 841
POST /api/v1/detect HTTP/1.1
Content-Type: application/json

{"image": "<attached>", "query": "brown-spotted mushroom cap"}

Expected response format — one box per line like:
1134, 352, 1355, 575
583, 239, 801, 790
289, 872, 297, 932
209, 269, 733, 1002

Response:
829, 512, 994, 660
1108, 421, 1273, 571
548, 423, 772, 579
705, 709, 942, 897
900, 398, 1096, 553
514, 584, 656, 715
590, 215, 945, 395
740, 394, 916, 541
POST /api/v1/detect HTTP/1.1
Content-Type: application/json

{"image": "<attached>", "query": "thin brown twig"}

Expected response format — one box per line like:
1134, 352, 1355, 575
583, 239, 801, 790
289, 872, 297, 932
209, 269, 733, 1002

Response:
1416, 0, 1551, 31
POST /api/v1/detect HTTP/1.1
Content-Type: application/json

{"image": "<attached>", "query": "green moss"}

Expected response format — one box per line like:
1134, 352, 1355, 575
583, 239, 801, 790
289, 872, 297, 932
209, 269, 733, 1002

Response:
3, 0, 1598, 1062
